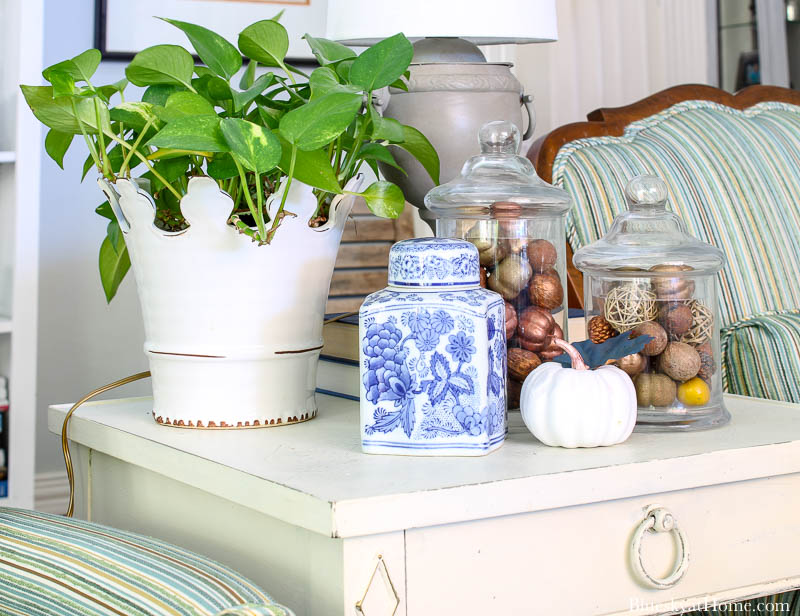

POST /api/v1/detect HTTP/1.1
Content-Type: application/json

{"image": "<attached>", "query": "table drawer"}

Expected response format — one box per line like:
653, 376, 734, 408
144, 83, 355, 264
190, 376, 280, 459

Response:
405, 473, 800, 615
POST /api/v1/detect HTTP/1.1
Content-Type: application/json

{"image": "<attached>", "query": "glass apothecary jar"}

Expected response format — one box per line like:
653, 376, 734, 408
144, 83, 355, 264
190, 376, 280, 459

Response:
573, 175, 729, 431
424, 121, 571, 409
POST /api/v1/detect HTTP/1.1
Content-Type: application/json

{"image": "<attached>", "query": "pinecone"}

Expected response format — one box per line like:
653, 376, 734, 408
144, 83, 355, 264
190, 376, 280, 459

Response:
589, 315, 618, 344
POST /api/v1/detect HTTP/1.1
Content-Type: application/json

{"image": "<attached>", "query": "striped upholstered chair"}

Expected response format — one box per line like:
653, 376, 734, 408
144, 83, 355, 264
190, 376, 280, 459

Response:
0, 507, 293, 615
530, 84, 800, 405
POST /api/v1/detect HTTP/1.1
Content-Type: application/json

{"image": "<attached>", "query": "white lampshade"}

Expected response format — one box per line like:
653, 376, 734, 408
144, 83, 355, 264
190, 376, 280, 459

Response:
326, 0, 557, 45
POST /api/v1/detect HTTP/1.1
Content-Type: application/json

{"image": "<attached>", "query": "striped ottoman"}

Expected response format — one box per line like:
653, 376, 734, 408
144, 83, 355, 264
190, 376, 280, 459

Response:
0, 508, 293, 616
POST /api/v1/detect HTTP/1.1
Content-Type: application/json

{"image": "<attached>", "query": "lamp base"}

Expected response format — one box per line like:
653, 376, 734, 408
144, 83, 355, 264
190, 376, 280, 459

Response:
381, 62, 529, 216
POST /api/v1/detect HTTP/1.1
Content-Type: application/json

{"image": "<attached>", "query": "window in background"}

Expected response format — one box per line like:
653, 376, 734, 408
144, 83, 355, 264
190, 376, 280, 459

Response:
718, 0, 760, 92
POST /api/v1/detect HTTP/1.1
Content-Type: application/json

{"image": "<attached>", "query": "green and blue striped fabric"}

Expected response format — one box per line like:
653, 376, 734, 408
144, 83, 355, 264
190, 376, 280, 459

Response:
0, 507, 294, 616
551, 100, 800, 403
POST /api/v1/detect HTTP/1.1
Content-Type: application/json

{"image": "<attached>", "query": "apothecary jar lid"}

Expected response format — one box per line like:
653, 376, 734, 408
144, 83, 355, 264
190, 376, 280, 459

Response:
573, 175, 726, 276
424, 120, 571, 219
388, 238, 481, 288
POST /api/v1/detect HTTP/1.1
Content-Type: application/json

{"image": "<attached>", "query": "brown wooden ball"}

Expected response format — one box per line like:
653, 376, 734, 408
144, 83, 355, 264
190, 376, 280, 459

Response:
632, 321, 668, 356
526, 239, 558, 273
659, 303, 693, 338
658, 342, 701, 382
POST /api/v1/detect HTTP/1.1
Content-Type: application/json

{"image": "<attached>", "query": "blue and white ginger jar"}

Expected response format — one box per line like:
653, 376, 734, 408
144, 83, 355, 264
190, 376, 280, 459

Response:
359, 238, 507, 456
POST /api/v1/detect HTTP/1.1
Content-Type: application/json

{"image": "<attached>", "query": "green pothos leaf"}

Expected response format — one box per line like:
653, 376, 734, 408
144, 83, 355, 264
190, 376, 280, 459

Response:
99, 221, 130, 303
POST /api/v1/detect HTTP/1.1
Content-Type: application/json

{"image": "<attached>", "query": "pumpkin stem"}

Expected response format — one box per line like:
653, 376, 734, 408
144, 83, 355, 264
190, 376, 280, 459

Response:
553, 338, 589, 371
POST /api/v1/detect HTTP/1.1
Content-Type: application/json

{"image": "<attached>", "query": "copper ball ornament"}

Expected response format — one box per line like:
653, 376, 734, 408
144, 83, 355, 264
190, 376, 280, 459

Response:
632, 321, 668, 356
479, 266, 487, 288
488, 254, 532, 301
517, 306, 556, 353
617, 352, 647, 377
526, 239, 558, 273
649, 264, 696, 300
538, 323, 565, 360
658, 342, 701, 382
529, 271, 564, 310
504, 302, 518, 340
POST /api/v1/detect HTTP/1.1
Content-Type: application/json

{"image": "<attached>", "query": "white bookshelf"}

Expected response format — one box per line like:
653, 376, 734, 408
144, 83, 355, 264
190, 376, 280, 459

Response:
0, 0, 43, 508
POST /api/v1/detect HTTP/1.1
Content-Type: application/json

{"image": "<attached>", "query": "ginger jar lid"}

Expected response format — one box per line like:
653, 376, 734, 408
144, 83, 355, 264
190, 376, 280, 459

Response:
572, 175, 726, 277
423, 120, 571, 219
388, 238, 481, 287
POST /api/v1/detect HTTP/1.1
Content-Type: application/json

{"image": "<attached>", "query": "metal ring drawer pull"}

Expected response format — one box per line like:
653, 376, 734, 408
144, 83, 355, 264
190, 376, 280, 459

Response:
630, 505, 690, 589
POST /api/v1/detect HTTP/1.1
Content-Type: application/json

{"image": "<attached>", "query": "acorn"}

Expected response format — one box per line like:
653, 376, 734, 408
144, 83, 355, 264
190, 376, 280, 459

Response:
632, 321, 668, 356
504, 302, 518, 340
616, 352, 647, 377
526, 239, 558, 273
488, 255, 532, 301
634, 373, 677, 407
659, 303, 693, 338
507, 348, 542, 382
588, 315, 617, 344
649, 264, 696, 300
528, 270, 564, 310
658, 342, 701, 382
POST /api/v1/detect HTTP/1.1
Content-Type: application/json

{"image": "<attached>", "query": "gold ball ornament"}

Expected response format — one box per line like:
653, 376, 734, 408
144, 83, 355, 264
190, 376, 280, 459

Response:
632, 321, 668, 356
633, 373, 677, 407
658, 341, 701, 382
649, 264, 696, 300
526, 239, 558, 273
488, 254, 532, 300
616, 352, 647, 377
603, 283, 658, 332
681, 299, 714, 345
677, 377, 711, 406
466, 224, 507, 267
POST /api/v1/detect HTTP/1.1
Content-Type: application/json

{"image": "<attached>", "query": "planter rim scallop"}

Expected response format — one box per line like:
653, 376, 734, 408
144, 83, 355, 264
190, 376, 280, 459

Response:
99, 174, 362, 429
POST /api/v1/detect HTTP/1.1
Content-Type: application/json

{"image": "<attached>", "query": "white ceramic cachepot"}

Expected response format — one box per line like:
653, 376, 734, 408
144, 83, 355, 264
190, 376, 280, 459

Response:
99, 174, 362, 428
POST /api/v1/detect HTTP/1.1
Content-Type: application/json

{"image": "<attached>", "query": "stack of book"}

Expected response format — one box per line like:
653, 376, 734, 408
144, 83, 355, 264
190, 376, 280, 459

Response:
318, 314, 359, 400
0, 376, 8, 498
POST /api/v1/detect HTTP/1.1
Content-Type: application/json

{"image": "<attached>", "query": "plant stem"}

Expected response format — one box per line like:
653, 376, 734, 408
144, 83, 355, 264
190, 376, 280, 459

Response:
340, 112, 368, 181
234, 159, 263, 239
266, 144, 296, 243
119, 118, 153, 176
254, 171, 266, 238
93, 99, 112, 177
70, 99, 105, 177
105, 134, 183, 200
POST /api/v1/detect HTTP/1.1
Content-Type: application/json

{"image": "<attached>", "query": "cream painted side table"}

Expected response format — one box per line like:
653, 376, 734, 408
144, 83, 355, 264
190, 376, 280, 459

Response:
49, 395, 800, 616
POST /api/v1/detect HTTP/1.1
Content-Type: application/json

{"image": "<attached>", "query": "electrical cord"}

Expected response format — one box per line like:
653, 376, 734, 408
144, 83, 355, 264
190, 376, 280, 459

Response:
60, 311, 358, 518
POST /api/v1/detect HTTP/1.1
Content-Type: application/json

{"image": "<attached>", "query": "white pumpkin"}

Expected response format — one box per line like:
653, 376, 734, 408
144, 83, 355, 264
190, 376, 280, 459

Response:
520, 338, 637, 448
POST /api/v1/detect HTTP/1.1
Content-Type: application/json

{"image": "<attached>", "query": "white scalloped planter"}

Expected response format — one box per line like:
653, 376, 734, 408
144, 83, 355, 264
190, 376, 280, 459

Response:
99, 175, 361, 429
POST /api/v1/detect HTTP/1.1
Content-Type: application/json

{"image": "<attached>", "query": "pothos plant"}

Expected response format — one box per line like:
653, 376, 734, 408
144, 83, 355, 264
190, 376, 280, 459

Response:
21, 15, 439, 301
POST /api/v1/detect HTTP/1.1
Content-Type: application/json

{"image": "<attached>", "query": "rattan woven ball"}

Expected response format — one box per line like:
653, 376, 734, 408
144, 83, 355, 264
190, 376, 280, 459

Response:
681, 299, 714, 345
603, 283, 658, 332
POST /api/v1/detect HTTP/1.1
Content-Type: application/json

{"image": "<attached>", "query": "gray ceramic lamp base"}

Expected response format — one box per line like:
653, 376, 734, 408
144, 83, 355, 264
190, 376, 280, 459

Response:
380, 61, 532, 219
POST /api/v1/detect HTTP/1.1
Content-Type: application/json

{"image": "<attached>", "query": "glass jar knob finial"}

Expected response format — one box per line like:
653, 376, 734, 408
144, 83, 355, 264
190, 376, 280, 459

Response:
479, 120, 521, 155
625, 175, 668, 209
